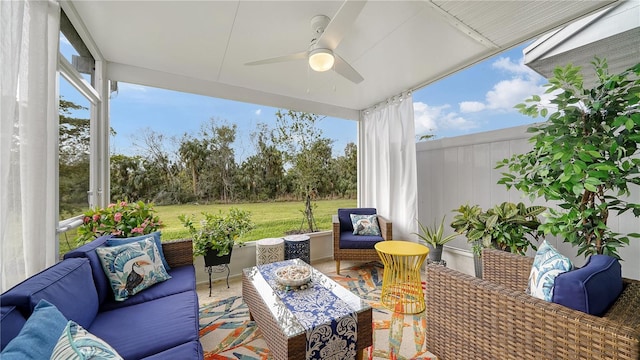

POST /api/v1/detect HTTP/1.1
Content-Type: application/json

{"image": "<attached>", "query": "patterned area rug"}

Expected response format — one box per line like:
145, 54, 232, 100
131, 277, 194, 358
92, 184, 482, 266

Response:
198, 262, 437, 359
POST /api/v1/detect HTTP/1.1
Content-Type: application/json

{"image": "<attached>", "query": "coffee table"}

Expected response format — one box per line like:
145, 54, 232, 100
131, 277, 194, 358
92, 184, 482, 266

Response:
242, 259, 372, 360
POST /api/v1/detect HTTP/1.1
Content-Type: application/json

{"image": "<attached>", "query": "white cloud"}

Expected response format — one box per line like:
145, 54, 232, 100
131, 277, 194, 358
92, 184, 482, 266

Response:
456, 56, 546, 114
459, 101, 486, 113
119, 83, 148, 92
485, 77, 543, 111
255, 109, 262, 116
414, 101, 478, 135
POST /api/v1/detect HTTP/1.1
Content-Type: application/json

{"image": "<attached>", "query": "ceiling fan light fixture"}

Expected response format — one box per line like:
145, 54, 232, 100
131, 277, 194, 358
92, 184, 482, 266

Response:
308, 48, 334, 72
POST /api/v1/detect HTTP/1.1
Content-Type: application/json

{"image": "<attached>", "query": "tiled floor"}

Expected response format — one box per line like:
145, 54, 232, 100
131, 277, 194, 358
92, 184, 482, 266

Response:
195, 258, 365, 305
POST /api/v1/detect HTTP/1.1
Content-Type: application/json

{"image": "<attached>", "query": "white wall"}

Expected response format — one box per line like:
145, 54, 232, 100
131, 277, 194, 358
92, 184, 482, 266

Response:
416, 124, 640, 280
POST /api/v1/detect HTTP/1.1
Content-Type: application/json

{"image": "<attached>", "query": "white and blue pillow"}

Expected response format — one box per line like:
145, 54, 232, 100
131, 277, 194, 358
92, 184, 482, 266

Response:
105, 231, 171, 270
527, 240, 573, 301
50, 320, 122, 359
350, 214, 381, 236
96, 238, 171, 301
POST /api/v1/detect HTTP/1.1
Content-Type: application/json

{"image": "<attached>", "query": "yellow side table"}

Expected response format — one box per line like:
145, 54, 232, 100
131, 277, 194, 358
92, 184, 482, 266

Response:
375, 240, 429, 314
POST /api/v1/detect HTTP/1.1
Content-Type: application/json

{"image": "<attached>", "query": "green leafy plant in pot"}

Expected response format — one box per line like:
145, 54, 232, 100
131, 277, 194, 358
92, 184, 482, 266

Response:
497, 59, 640, 258
414, 216, 458, 262
450, 202, 545, 277
179, 208, 254, 267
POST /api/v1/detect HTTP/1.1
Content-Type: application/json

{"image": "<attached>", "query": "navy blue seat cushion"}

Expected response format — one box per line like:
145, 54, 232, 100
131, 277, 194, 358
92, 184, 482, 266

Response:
339, 232, 384, 249
100, 265, 196, 311
0, 306, 26, 350
0, 258, 98, 329
89, 291, 200, 360
338, 208, 377, 233
64, 235, 111, 305
140, 340, 203, 359
552, 254, 622, 316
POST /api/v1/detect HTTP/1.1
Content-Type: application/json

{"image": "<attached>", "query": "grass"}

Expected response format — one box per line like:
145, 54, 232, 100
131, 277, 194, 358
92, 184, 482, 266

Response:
158, 199, 356, 241
59, 199, 356, 256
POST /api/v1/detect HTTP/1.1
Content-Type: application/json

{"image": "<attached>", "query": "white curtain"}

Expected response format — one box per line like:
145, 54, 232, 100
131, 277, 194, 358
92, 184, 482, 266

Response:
361, 92, 418, 241
1, 0, 60, 292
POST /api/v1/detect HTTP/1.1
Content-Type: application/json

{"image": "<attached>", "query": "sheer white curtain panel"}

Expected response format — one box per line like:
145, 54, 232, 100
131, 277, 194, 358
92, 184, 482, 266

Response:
1, 0, 60, 292
361, 93, 418, 241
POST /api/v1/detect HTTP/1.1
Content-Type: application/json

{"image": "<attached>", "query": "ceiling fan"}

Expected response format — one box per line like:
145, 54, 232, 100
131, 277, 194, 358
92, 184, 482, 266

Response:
245, 0, 365, 84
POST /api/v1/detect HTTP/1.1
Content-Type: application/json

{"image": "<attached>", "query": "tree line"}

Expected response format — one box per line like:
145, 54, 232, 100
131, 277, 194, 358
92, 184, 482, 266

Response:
59, 100, 357, 223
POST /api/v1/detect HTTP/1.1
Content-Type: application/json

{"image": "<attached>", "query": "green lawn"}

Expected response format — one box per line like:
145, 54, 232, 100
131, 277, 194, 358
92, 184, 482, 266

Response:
157, 199, 356, 241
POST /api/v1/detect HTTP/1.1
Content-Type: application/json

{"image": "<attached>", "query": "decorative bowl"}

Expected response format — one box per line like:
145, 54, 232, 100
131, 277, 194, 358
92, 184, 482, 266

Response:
275, 264, 312, 287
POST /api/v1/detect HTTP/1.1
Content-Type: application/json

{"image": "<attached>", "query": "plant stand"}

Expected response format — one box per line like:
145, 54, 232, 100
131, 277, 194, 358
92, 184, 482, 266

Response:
204, 249, 232, 297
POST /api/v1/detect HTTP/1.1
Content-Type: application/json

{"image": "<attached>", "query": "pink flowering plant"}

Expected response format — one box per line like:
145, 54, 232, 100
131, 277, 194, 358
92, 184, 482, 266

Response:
76, 200, 162, 244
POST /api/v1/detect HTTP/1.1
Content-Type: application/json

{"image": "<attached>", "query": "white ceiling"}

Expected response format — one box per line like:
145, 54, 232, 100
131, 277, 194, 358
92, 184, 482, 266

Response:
68, 0, 619, 120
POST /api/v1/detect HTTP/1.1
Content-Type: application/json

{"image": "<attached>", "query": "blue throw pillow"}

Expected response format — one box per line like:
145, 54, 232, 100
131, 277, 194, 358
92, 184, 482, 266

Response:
50, 320, 123, 359
96, 238, 172, 301
0, 300, 67, 359
350, 214, 381, 236
105, 231, 171, 270
527, 240, 572, 301
552, 254, 622, 316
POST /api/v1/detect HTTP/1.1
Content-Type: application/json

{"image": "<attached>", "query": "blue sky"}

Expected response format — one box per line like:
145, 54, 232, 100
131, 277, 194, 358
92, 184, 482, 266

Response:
60, 39, 547, 160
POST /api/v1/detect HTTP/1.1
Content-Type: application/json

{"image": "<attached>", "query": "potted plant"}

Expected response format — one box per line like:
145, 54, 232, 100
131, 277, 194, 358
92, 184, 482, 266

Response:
497, 59, 640, 259
76, 200, 162, 244
414, 216, 458, 262
179, 208, 254, 267
450, 202, 545, 277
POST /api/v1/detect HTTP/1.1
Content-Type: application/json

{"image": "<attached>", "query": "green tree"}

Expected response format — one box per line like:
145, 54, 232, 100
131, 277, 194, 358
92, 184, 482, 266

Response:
59, 98, 91, 215
274, 110, 333, 232
497, 59, 640, 258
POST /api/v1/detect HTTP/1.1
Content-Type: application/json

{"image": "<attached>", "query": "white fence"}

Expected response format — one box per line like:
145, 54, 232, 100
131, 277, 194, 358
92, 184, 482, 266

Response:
416, 124, 640, 280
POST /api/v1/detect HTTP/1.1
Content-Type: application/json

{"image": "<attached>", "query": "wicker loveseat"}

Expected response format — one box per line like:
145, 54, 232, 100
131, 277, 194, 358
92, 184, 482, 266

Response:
426, 248, 640, 359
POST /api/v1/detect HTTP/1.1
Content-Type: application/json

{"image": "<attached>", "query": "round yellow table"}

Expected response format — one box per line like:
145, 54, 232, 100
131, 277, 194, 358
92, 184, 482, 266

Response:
375, 240, 429, 314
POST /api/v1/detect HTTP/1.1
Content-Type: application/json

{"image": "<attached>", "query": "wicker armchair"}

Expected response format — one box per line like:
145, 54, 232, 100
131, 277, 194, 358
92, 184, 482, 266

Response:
426, 248, 640, 360
333, 208, 392, 274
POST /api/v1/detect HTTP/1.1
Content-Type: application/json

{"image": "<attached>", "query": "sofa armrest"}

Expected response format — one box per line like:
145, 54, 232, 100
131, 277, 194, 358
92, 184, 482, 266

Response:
426, 264, 640, 360
162, 239, 194, 268
482, 249, 534, 292
377, 215, 392, 240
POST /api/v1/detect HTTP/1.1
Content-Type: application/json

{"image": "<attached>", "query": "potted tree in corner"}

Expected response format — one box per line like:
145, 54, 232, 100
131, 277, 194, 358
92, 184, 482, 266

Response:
415, 216, 458, 264
179, 208, 254, 267
497, 59, 640, 259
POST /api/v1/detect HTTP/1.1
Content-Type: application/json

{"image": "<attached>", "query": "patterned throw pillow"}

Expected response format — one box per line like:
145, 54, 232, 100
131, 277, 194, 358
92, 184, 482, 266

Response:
527, 240, 572, 301
96, 238, 171, 301
50, 320, 123, 360
350, 214, 381, 236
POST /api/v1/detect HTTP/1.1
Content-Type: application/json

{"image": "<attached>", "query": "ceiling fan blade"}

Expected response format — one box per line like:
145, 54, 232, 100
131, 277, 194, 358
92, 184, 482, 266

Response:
334, 54, 364, 84
245, 51, 307, 66
317, 0, 366, 50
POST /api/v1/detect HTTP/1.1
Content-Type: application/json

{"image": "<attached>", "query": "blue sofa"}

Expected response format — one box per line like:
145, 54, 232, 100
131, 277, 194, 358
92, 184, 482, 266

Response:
0, 236, 203, 359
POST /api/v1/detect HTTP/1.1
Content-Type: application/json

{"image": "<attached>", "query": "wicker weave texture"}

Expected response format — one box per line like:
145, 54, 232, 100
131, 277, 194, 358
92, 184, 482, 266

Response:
426, 249, 640, 360
162, 239, 194, 268
242, 271, 372, 359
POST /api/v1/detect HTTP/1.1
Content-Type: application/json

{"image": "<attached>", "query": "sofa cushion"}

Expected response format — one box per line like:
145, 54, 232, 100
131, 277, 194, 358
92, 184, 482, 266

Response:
96, 238, 171, 301
105, 231, 171, 271
140, 340, 203, 360
1, 258, 98, 329
350, 213, 381, 236
100, 265, 195, 311
552, 255, 622, 316
89, 291, 200, 360
50, 320, 123, 359
339, 232, 384, 249
527, 240, 573, 301
338, 208, 377, 233
0, 306, 26, 351
64, 235, 112, 305
0, 300, 67, 359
